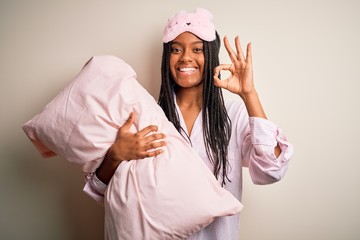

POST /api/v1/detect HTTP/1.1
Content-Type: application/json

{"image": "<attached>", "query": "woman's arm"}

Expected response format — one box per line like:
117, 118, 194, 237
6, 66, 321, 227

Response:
214, 36, 280, 157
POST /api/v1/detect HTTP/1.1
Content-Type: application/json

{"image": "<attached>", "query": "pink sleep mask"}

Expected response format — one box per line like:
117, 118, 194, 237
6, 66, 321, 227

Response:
162, 8, 216, 43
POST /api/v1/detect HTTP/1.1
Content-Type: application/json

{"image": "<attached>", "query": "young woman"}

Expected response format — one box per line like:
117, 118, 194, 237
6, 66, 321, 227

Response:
84, 8, 293, 240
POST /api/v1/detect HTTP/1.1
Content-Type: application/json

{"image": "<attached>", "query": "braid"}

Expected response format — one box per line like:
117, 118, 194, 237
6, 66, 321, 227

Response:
158, 43, 177, 128
202, 32, 232, 186
158, 32, 232, 185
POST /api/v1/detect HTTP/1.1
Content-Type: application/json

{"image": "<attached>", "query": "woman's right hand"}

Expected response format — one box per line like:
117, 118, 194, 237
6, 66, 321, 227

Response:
96, 112, 166, 184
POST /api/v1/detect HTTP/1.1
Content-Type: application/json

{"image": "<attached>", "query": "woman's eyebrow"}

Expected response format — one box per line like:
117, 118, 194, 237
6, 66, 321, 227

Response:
191, 41, 204, 45
171, 40, 203, 46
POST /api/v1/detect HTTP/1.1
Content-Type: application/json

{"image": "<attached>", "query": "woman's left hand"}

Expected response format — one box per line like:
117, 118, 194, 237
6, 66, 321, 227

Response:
214, 36, 255, 99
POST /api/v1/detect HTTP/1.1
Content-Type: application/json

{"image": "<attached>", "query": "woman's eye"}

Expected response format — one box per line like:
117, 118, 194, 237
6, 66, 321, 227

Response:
171, 48, 181, 53
194, 48, 203, 53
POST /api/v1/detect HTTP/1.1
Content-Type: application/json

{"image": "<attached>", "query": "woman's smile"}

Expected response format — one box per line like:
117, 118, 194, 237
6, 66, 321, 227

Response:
178, 67, 198, 76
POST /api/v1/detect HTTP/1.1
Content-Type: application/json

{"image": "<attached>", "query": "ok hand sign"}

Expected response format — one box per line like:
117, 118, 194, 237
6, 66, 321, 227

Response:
214, 36, 255, 99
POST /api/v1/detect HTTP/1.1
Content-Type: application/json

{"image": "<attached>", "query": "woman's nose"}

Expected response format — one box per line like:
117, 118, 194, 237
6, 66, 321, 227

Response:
180, 50, 193, 62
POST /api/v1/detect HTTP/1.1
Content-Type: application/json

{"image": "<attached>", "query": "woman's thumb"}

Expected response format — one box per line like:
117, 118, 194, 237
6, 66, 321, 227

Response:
120, 112, 135, 131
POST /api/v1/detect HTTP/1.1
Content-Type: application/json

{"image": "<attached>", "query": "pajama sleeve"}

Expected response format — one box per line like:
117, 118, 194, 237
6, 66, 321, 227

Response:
83, 172, 107, 205
241, 117, 294, 185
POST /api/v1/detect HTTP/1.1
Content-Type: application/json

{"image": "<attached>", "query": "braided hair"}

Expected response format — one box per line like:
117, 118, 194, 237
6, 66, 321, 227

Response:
158, 32, 232, 186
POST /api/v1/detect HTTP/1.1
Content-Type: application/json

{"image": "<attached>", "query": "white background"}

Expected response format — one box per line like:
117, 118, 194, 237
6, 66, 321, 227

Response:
1, 0, 359, 239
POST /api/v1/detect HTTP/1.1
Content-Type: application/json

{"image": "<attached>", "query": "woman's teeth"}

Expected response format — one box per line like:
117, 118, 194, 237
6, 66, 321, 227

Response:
179, 68, 196, 72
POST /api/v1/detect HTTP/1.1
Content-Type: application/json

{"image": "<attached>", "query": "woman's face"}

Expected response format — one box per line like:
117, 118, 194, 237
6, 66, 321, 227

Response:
170, 32, 205, 89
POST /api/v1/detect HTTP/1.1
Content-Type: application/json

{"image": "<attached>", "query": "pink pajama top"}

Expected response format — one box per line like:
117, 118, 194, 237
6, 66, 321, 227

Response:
84, 97, 294, 240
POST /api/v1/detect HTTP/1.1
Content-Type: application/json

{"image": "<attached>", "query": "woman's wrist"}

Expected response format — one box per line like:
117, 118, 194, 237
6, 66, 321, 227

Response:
239, 90, 258, 103
240, 90, 267, 119
96, 148, 123, 184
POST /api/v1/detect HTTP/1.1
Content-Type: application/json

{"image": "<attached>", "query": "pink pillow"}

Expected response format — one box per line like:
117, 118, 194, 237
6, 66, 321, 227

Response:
22, 55, 243, 239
